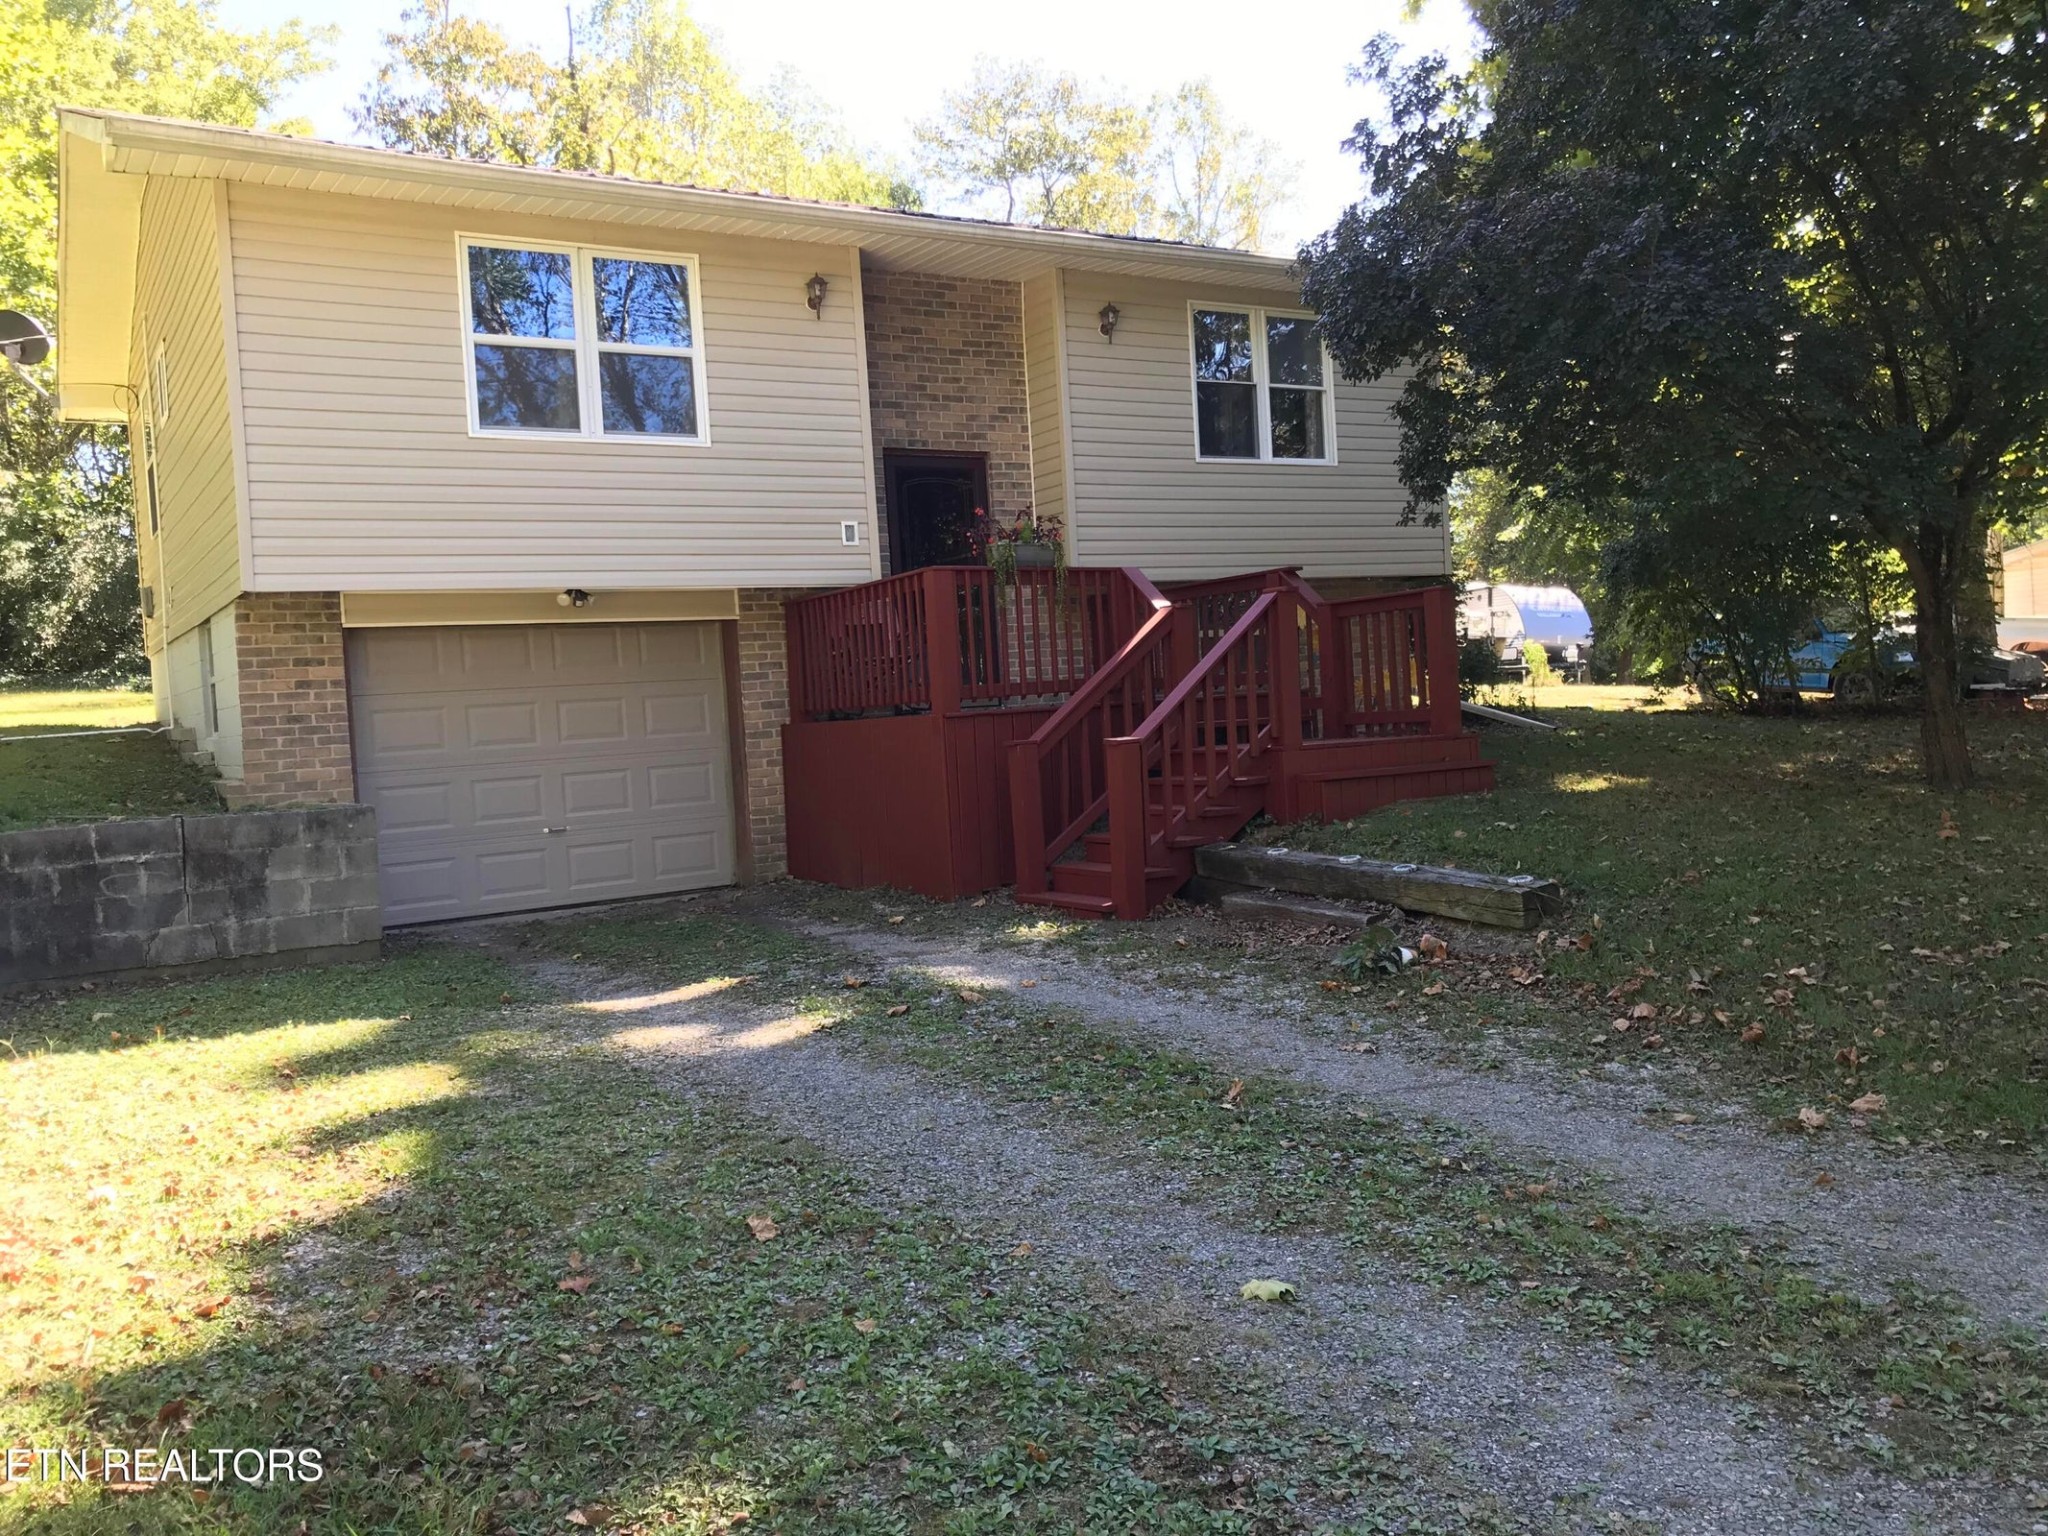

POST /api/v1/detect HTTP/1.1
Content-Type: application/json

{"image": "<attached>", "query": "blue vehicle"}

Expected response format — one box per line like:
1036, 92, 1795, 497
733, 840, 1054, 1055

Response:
1768, 619, 2044, 701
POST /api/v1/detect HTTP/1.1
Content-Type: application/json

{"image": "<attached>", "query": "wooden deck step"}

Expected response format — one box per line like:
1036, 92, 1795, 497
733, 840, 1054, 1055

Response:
1015, 889, 1115, 917
1048, 860, 1182, 902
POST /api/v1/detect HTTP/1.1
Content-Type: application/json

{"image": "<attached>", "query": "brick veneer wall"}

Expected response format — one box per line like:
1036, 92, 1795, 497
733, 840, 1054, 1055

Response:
861, 265, 1031, 570
735, 590, 795, 880
233, 591, 356, 807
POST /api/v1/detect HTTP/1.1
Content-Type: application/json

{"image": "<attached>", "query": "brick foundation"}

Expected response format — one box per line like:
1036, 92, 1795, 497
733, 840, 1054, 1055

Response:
232, 591, 355, 807
734, 590, 794, 880
862, 265, 1031, 569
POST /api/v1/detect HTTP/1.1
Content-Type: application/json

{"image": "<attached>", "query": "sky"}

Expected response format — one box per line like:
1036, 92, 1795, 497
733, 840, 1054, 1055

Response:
215, 0, 1480, 251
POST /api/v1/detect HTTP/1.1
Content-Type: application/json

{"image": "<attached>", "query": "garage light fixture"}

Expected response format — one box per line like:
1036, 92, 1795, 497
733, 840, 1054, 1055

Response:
805, 274, 829, 317
1098, 302, 1120, 341
557, 588, 593, 609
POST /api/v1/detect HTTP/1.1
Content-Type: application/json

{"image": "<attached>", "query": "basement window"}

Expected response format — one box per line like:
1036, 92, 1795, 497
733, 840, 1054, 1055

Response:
460, 238, 707, 443
1189, 305, 1334, 464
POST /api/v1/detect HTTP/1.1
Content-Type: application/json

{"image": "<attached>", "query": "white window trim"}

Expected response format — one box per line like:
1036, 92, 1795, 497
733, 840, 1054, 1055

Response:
1187, 301, 1337, 466
456, 234, 712, 445
151, 342, 170, 428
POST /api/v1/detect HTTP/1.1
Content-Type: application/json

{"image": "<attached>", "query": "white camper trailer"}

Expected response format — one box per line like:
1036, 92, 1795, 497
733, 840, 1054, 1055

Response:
1460, 584, 1596, 679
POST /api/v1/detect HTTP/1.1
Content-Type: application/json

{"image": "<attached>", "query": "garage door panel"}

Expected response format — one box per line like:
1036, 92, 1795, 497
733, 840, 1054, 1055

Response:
471, 773, 547, 826
371, 781, 457, 835
355, 703, 450, 759
347, 621, 736, 923
558, 697, 630, 745
644, 690, 714, 739
649, 761, 717, 810
560, 767, 632, 817
653, 829, 725, 882
550, 625, 629, 672
460, 627, 541, 677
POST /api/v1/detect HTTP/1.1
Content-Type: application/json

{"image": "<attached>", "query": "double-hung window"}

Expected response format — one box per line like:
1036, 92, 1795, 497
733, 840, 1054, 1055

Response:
1190, 305, 1333, 463
461, 239, 706, 441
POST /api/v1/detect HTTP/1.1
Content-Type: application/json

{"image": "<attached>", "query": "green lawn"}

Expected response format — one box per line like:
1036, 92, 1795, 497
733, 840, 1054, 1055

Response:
0, 688, 156, 731
0, 942, 1476, 1535
0, 688, 221, 831
1258, 698, 2048, 1155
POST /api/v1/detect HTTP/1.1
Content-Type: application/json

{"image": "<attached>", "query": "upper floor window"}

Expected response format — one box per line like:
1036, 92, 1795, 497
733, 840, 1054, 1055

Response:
1190, 305, 1333, 464
460, 239, 706, 442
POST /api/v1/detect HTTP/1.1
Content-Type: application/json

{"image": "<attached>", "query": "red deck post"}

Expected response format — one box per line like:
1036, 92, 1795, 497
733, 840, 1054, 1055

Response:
921, 567, 963, 717
1270, 586, 1304, 751
1422, 583, 1463, 736
784, 602, 810, 722
1008, 740, 1048, 899
1104, 736, 1149, 919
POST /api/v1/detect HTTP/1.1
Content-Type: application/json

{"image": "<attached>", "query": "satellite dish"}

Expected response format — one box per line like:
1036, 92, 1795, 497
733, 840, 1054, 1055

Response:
0, 310, 52, 368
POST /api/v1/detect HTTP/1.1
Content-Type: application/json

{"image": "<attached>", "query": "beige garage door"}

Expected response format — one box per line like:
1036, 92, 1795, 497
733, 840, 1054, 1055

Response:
347, 622, 735, 923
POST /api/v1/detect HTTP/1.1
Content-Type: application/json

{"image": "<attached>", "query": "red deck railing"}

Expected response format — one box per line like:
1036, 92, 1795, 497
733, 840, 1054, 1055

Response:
1325, 585, 1461, 738
786, 565, 1162, 720
1102, 591, 1281, 917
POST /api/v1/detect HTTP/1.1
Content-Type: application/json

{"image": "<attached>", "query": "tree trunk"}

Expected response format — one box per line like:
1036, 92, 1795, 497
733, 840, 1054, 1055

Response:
1900, 533, 1974, 790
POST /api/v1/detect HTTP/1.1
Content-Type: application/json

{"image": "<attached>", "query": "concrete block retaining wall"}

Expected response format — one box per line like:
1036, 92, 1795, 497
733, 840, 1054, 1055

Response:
1, 806, 380, 990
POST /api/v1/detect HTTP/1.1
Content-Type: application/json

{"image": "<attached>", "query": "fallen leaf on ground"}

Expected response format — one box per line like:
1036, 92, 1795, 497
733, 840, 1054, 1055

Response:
1814, 1172, 1836, 1188
1025, 1442, 1050, 1464
1848, 1091, 1888, 1114
191, 1296, 231, 1319
556, 1275, 594, 1295
1221, 1078, 1245, 1108
1937, 810, 1960, 840
1740, 1023, 1766, 1045
1798, 1107, 1828, 1131
1417, 933, 1449, 962
886, 915, 906, 925
885, 1004, 910, 1017
853, 1317, 878, 1334
1240, 1278, 1297, 1302
1421, 980, 1445, 996
1007, 1242, 1033, 1258
956, 989, 983, 1004
841, 976, 866, 989
746, 1215, 779, 1242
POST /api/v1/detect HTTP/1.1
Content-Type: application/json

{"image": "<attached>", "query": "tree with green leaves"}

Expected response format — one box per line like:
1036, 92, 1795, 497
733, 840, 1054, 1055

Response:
356, 0, 917, 208
913, 59, 1152, 232
0, 0, 331, 679
1302, 1, 2048, 786
1150, 81, 1294, 250
914, 62, 1294, 248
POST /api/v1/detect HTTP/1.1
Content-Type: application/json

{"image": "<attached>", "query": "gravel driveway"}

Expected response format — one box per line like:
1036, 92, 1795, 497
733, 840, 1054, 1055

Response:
791, 913, 2048, 1332
471, 925, 2037, 1536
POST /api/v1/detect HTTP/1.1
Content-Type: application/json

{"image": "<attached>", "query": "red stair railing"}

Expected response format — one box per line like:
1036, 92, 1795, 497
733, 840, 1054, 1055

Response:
1007, 573, 1179, 900
1102, 591, 1282, 917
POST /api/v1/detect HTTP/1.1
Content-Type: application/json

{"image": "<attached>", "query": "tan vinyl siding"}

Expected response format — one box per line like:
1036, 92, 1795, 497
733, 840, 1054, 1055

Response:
130, 176, 241, 640
224, 183, 878, 590
1021, 272, 1069, 528
1059, 273, 1450, 582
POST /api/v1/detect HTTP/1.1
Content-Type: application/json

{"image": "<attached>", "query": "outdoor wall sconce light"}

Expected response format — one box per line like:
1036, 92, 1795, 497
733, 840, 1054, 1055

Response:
806, 274, 829, 317
1098, 301, 1120, 341
557, 588, 593, 609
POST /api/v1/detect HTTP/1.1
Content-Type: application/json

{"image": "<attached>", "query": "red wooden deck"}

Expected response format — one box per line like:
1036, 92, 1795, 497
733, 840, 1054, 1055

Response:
782, 565, 1494, 917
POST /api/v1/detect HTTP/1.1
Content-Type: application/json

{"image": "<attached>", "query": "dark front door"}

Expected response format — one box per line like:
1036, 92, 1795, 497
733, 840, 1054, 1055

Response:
884, 451, 988, 573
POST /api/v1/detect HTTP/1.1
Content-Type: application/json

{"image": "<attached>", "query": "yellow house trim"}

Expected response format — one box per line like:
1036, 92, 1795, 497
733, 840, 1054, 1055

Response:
339, 589, 743, 628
